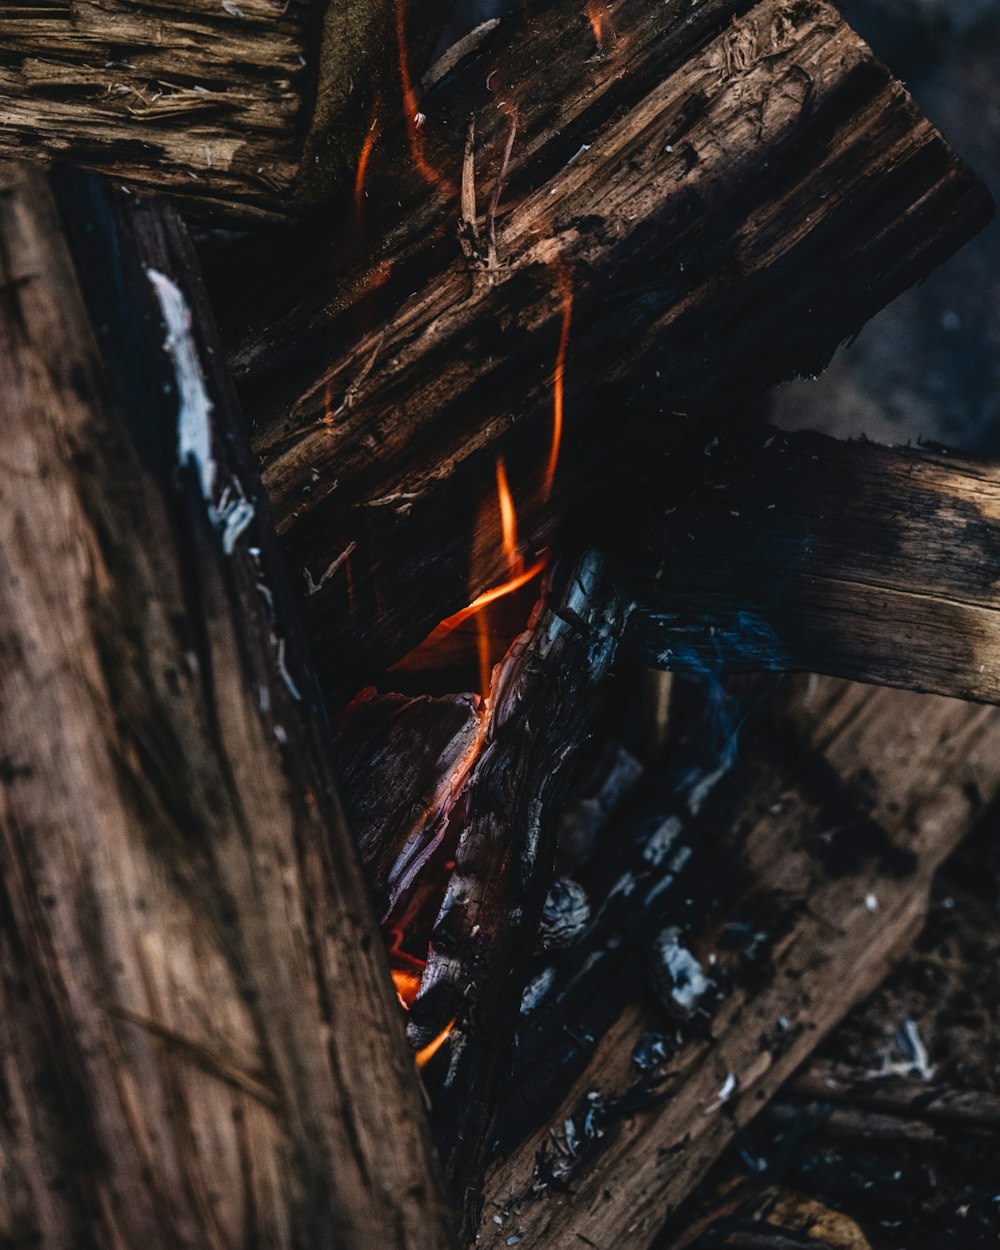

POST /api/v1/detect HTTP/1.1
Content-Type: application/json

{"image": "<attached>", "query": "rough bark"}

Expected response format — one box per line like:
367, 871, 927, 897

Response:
0, 164, 454, 1249
0, 0, 448, 218
407, 551, 633, 1236
623, 427, 1000, 704
478, 677, 1000, 1250
211, 0, 992, 704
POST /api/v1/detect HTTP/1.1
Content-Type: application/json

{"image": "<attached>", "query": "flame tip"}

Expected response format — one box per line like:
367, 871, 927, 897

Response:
415, 1019, 456, 1068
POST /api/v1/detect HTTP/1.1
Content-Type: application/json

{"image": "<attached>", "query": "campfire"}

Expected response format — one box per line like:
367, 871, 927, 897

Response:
0, 1, 998, 1248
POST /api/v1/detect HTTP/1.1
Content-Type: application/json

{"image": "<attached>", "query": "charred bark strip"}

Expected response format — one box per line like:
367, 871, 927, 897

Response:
335, 688, 485, 918
780, 1059, 1000, 1135
623, 427, 1000, 705
0, 165, 454, 1249
478, 678, 1000, 1250
0, 0, 448, 218
407, 551, 632, 1236
211, 0, 992, 705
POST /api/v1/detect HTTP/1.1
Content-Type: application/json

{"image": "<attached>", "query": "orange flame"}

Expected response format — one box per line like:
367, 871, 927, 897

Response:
354, 115, 379, 228
395, 0, 451, 192
495, 458, 522, 576
545, 267, 574, 502
586, 0, 613, 46
476, 612, 493, 699
421, 458, 545, 653
386, 942, 455, 1067
416, 1019, 455, 1068
448, 560, 548, 632
391, 967, 422, 1010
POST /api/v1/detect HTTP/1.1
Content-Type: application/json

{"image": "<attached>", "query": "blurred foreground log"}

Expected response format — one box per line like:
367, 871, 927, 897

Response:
478, 678, 1000, 1250
0, 0, 448, 218
624, 428, 1000, 704
212, 0, 992, 704
0, 166, 454, 1249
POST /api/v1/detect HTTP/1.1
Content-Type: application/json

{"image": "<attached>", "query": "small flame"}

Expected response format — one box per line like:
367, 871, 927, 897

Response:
415, 1019, 455, 1068
496, 458, 522, 576
422, 459, 544, 654
435, 561, 547, 642
395, 0, 451, 192
544, 267, 574, 502
586, 0, 613, 46
386, 942, 455, 1066
476, 612, 492, 699
391, 967, 422, 1010
354, 111, 379, 229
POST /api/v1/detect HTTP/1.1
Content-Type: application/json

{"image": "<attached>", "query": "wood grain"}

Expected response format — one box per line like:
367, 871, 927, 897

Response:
0, 0, 448, 217
0, 165, 455, 1249
213, 0, 992, 704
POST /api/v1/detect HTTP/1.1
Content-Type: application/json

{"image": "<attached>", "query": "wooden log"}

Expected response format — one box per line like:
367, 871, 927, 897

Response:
408, 551, 633, 1237
211, 0, 992, 704
477, 677, 1000, 1250
0, 165, 454, 1249
0, 0, 449, 218
623, 427, 1000, 704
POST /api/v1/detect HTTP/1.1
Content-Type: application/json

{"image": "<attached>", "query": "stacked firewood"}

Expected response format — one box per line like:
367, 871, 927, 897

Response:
0, 1, 997, 1248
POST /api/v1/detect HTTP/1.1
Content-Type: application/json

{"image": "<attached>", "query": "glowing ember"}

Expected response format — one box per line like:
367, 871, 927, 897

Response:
545, 267, 573, 502
415, 1019, 455, 1068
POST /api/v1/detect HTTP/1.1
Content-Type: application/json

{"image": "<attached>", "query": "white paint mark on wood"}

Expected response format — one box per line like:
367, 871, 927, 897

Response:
147, 268, 216, 502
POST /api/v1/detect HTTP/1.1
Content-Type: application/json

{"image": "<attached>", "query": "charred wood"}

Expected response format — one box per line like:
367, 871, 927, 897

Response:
0, 166, 454, 1249
408, 550, 632, 1236
334, 687, 485, 918
210, 0, 992, 705
478, 678, 1000, 1250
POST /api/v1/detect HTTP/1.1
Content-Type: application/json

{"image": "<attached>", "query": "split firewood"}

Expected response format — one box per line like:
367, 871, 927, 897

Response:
210, 0, 991, 703
622, 426, 1000, 705
0, 166, 454, 1249
0, 0, 449, 218
407, 550, 633, 1236
478, 677, 1000, 1250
